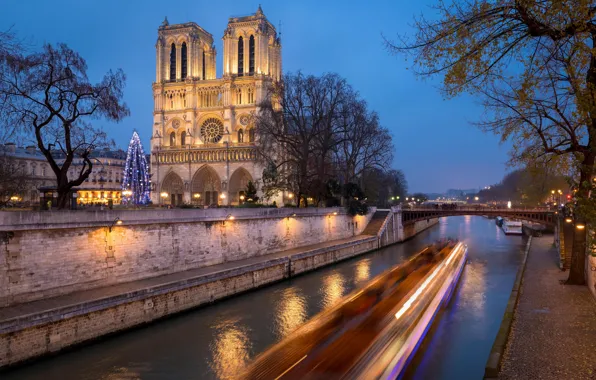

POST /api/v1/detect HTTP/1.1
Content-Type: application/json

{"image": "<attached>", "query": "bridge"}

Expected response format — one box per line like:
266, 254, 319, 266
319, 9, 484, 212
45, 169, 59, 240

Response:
402, 207, 556, 226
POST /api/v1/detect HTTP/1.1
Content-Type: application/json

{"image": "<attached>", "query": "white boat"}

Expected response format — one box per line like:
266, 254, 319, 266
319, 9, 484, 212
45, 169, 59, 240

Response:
502, 219, 523, 235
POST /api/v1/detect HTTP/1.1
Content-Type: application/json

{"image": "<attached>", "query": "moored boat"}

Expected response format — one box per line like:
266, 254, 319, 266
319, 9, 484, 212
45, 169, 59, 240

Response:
502, 218, 522, 235
495, 216, 504, 227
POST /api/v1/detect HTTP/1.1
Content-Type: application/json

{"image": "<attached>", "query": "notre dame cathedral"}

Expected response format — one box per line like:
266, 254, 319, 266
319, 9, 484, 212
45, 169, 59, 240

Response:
150, 6, 282, 206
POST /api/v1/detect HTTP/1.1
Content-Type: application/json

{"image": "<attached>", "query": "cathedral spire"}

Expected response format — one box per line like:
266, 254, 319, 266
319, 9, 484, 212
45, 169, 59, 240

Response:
256, 4, 264, 17
162, 16, 169, 27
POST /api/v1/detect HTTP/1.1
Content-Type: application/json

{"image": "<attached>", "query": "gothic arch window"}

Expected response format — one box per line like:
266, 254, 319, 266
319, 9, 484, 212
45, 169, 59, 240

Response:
170, 43, 176, 81
170, 131, 176, 147
181, 42, 188, 79
236, 88, 242, 105
249, 35, 255, 75
248, 128, 255, 143
181, 131, 187, 146
238, 128, 244, 143
247, 87, 254, 103
200, 118, 225, 143
238, 36, 244, 77
202, 51, 206, 80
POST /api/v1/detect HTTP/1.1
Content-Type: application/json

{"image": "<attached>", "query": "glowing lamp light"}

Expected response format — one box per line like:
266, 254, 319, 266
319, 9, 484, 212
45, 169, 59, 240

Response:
551, 190, 555, 194
9, 196, 19, 201
122, 190, 132, 197
332, 211, 338, 216
227, 214, 235, 220
406, 197, 409, 201
288, 193, 294, 199
239, 195, 245, 201
193, 193, 201, 198
576, 223, 586, 230
396, 196, 400, 200
220, 193, 226, 199
507, 201, 512, 209
474, 196, 479, 201
116, 219, 123, 225
391, 197, 395, 200
565, 218, 573, 223
160, 192, 168, 198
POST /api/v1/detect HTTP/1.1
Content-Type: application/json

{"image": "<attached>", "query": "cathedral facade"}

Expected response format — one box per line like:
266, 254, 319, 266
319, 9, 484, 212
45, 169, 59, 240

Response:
150, 6, 281, 206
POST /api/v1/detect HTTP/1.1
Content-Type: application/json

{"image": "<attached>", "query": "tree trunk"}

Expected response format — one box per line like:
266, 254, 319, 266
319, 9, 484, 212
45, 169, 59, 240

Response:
566, 152, 595, 285
56, 190, 70, 209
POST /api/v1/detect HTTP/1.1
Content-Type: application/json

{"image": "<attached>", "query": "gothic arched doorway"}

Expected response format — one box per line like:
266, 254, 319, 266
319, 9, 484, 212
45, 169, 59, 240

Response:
161, 172, 184, 206
191, 166, 222, 206
229, 167, 253, 205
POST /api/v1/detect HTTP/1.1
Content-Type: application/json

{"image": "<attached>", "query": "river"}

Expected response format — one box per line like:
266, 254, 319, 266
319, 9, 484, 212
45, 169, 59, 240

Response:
2, 215, 528, 379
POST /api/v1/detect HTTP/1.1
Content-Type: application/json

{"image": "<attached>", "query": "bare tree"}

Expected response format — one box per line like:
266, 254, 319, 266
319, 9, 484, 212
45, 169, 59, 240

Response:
0, 42, 129, 208
387, 0, 596, 284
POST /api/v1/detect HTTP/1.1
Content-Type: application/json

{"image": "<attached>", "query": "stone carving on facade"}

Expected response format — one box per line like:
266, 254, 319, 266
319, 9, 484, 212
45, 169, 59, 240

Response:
172, 119, 180, 129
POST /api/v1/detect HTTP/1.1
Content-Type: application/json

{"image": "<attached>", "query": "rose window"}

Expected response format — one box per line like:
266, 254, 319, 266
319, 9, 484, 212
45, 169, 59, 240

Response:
200, 118, 224, 143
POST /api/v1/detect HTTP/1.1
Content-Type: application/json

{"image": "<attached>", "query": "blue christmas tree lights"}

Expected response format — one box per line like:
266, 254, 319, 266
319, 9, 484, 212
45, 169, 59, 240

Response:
121, 131, 151, 205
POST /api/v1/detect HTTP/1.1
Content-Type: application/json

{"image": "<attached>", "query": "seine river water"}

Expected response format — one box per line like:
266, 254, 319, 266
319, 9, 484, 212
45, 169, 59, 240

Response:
3, 216, 528, 380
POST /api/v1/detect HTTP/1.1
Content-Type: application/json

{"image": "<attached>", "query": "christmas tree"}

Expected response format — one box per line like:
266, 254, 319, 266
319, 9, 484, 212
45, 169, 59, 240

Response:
121, 131, 151, 205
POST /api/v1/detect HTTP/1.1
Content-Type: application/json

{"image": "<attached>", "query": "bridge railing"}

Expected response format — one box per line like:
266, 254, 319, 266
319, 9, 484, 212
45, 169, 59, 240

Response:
405, 206, 552, 213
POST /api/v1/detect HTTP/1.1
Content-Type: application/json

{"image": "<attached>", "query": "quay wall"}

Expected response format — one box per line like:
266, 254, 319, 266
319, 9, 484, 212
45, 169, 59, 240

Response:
0, 208, 373, 307
0, 208, 442, 368
0, 236, 377, 368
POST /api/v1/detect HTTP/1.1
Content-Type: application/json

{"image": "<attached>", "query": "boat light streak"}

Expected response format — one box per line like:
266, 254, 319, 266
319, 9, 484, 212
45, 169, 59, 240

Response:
394, 243, 463, 321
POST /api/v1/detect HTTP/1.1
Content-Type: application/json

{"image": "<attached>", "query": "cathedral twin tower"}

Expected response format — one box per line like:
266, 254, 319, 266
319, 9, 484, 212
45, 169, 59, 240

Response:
151, 6, 282, 206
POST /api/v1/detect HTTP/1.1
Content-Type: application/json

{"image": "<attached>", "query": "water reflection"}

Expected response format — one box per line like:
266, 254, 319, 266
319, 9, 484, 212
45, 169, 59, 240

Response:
439, 217, 447, 236
274, 287, 308, 338
100, 367, 142, 380
354, 259, 371, 285
457, 261, 487, 318
209, 319, 251, 380
321, 272, 346, 309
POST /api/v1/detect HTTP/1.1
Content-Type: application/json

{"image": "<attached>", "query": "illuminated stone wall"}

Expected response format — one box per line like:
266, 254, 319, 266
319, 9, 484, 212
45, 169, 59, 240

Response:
0, 208, 374, 306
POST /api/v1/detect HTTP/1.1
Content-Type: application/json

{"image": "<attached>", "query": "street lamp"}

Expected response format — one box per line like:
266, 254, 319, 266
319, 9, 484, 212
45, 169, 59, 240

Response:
108, 217, 123, 232
576, 223, 586, 230
565, 218, 573, 223
474, 196, 479, 201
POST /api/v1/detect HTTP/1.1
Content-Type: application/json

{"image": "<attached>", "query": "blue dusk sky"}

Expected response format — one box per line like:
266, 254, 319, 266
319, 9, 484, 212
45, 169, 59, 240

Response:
0, 0, 513, 194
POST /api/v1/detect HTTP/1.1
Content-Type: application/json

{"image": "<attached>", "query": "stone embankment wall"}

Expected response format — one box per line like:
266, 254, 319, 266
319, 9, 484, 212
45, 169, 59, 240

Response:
0, 208, 373, 306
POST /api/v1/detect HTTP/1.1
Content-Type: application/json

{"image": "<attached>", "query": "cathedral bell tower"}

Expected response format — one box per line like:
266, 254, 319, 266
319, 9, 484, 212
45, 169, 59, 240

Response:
222, 5, 282, 81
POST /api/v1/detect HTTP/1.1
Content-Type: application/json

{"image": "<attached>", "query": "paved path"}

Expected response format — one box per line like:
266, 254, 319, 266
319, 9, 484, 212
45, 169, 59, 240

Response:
0, 234, 373, 325
499, 236, 596, 379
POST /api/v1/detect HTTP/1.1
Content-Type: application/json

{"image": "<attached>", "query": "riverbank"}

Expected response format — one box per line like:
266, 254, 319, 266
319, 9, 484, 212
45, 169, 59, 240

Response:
497, 236, 596, 379
0, 216, 438, 369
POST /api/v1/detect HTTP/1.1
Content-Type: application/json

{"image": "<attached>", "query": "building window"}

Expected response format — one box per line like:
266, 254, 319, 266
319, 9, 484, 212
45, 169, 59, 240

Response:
181, 42, 187, 79
200, 118, 225, 143
236, 88, 242, 105
170, 131, 176, 147
238, 129, 244, 143
248, 128, 255, 143
181, 131, 187, 146
248, 87, 254, 104
238, 36, 244, 77
41, 166, 46, 176
249, 35, 255, 75
202, 51, 206, 80
170, 43, 176, 81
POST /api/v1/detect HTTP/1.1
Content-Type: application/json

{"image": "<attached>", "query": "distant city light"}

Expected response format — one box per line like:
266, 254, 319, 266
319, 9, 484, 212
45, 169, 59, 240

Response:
507, 201, 511, 209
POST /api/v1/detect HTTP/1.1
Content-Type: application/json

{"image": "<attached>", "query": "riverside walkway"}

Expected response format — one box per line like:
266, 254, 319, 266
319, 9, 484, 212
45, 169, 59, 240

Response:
499, 237, 596, 379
